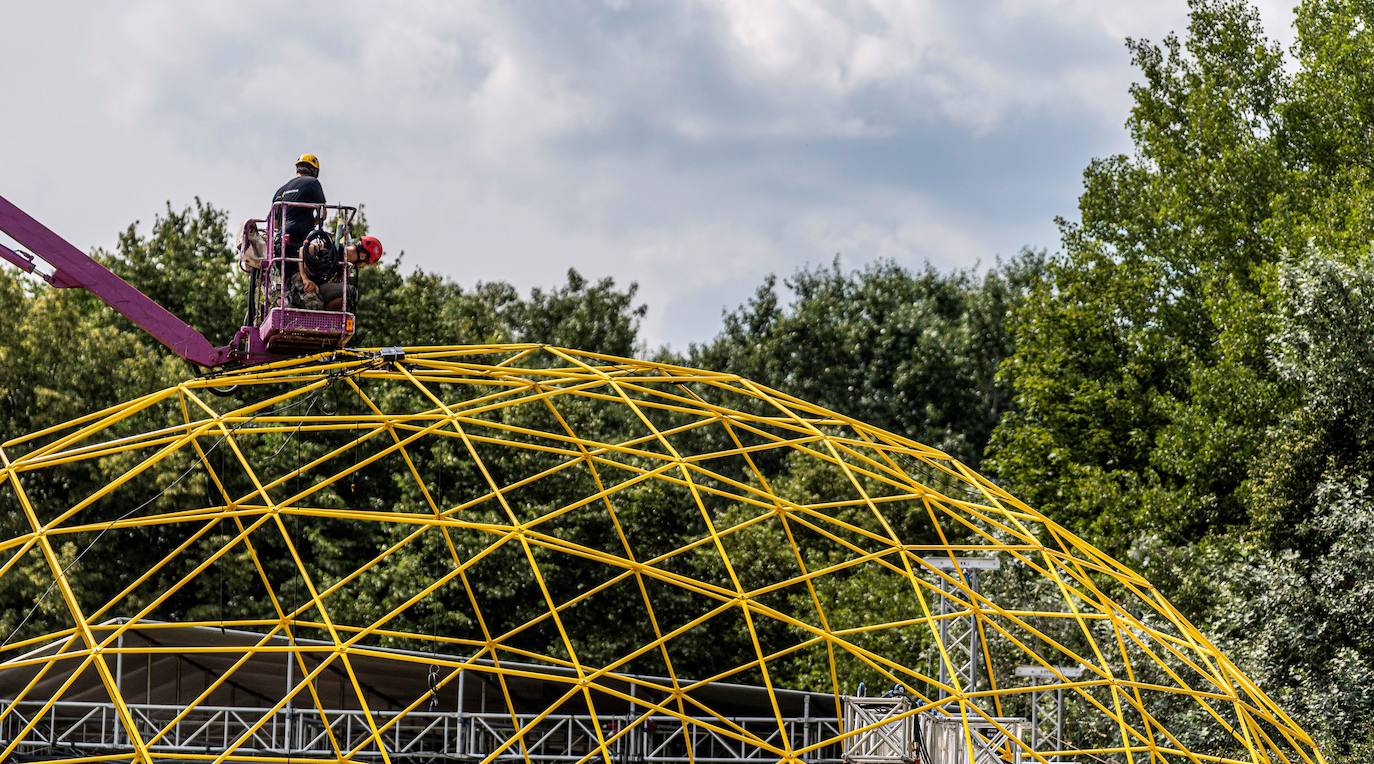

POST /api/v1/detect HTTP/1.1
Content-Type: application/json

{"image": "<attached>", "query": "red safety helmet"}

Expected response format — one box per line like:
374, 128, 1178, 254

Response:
357, 235, 384, 265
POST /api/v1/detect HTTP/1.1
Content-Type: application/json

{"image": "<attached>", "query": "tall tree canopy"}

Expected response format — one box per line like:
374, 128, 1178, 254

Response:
688, 254, 1042, 468
987, 0, 1294, 548
984, 0, 1374, 756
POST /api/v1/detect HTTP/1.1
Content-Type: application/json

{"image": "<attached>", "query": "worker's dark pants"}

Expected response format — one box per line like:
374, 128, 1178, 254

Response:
265, 272, 355, 312
317, 282, 358, 312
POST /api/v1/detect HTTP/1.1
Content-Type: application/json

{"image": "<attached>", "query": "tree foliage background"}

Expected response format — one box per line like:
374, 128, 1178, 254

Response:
5, 0, 1374, 757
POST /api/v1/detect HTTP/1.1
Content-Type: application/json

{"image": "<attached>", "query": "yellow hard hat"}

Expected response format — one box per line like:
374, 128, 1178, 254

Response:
296, 153, 320, 173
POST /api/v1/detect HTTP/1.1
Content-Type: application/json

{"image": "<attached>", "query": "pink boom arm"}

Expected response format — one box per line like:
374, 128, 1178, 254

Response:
0, 194, 233, 367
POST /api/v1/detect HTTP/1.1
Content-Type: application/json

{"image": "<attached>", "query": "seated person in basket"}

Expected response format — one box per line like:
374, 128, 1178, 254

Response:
292, 234, 385, 311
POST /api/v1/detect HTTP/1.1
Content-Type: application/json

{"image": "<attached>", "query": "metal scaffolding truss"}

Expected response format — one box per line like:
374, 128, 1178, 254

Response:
1014, 665, 1089, 763
0, 345, 1327, 764
0, 699, 844, 762
841, 697, 916, 764
920, 713, 1029, 764
923, 557, 1000, 695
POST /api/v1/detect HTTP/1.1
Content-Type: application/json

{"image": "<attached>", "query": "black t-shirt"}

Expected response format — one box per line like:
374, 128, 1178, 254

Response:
271, 175, 326, 245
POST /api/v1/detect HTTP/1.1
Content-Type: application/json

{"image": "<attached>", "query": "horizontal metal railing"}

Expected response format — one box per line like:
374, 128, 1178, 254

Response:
0, 700, 844, 762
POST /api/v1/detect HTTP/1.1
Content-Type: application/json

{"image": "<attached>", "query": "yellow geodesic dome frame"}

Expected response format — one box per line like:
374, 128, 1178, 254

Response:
0, 345, 1323, 764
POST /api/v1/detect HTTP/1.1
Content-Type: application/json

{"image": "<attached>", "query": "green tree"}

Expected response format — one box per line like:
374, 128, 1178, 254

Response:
983, 0, 1374, 754
689, 254, 1043, 468
99, 199, 245, 347
987, 0, 1294, 549
1215, 256, 1374, 757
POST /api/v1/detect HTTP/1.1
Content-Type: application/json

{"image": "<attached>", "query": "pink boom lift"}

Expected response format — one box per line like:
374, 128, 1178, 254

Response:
0, 194, 361, 368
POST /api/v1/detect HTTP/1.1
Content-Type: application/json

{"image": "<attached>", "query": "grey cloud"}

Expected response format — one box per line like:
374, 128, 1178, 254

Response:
1, 0, 1298, 349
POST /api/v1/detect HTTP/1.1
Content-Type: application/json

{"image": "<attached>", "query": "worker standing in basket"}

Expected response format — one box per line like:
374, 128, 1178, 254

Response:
267, 153, 327, 309
272, 153, 326, 264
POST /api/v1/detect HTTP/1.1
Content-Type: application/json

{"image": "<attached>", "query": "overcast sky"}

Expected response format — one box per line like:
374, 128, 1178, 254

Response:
1, 1, 1295, 350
